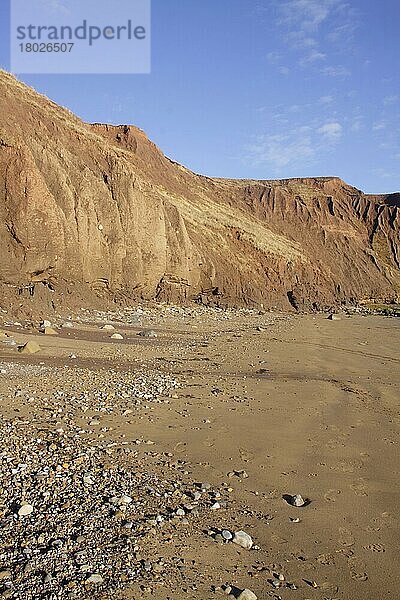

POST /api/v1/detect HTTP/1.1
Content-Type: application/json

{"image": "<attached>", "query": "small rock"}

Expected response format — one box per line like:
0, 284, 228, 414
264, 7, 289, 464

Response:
120, 495, 132, 504
18, 504, 34, 517
224, 585, 232, 595
86, 574, 103, 584
111, 333, 124, 340
222, 529, 233, 540
237, 589, 257, 600
18, 341, 41, 355
43, 327, 58, 336
233, 530, 253, 549
327, 313, 341, 321
101, 324, 115, 330
292, 494, 306, 507
138, 329, 157, 338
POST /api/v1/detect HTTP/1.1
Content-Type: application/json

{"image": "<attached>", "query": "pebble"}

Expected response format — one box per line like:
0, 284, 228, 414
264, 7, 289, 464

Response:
121, 495, 133, 504
18, 504, 34, 517
233, 530, 253, 549
43, 327, 58, 336
237, 589, 258, 600
222, 529, 233, 540
86, 574, 104, 584
18, 341, 41, 355
292, 494, 306, 507
138, 329, 158, 338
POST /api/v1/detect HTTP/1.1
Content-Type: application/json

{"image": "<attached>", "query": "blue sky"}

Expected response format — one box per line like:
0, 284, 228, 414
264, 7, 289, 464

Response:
1, 0, 399, 193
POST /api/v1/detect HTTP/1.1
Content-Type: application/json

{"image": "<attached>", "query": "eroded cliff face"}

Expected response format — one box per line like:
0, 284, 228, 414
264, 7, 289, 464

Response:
0, 70, 399, 311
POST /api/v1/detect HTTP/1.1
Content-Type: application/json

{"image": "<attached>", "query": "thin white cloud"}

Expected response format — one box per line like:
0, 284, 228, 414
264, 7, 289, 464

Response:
300, 50, 326, 66
277, 0, 338, 31
383, 95, 399, 106
38, 0, 70, 15
317, 122, 343, 140
319, 95, 334, 104
267, 51, 282, 64
270, 0, 357, 73
350, 117, 364, 132
322, 65, 351, 77
372, 121, 386, 131
246, 128, 315, 172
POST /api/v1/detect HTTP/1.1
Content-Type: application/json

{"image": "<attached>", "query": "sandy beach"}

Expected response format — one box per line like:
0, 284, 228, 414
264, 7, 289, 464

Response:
0, 309, 399, 599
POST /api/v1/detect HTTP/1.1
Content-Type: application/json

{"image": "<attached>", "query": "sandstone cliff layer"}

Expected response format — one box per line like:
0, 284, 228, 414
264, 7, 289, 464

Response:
0, 70, 399, 311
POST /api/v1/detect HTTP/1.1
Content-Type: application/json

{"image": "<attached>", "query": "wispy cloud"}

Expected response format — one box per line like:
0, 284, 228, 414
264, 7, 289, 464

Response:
321, 65, 351, 77
317, 121, 343, 140
277, 0, 339, 31
383, 95, 399, 106
38, 0, 70, 15
269, 0, 357, 73
372, 121, 387, 131
299, 50, 326, 66
245, 113, 344, 174
319, 95, 334, 104
245, 127, 315, 172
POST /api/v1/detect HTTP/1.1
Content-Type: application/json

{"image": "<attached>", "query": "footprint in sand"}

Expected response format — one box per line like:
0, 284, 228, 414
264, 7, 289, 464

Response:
324, 489, 341, 502
348, 556, 368, 581
330, 460, 360, 473
202, 439, 215, 448
238, 447, 255, 462
363, 543, 385, 553
338, 527, 355, 547
317, 553, 335, 565
350, 479, 368, 496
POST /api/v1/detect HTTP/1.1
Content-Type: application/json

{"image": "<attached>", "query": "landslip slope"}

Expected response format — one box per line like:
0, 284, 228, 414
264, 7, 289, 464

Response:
0, 70, 399, 311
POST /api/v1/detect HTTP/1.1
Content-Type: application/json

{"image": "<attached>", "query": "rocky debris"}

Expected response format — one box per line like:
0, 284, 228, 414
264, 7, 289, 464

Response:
284, 493, 309, 507
85, 574, 104, 584
237, 590, 257, 600
219, 586, 257, 600
17, 341, 41, 355
232, 531, 253, 549
42, 327, 58, 335
228, 469, 249, 479
138, 330, 158, 338
0, 417, 222, 599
